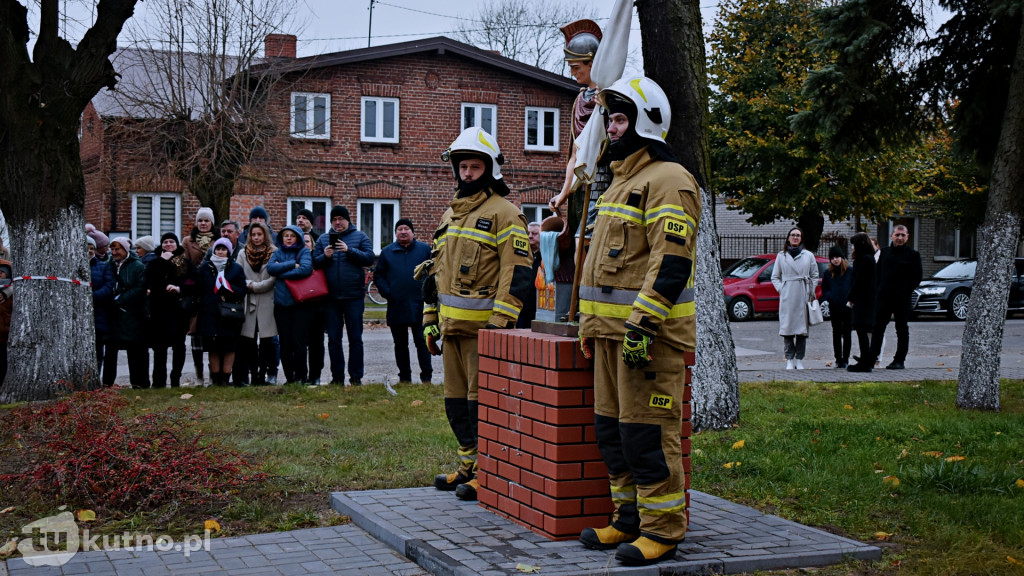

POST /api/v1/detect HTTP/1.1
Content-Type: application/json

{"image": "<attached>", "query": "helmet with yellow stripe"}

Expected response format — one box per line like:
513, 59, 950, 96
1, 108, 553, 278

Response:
597, 75, 671, 144
441, 127, 505, 181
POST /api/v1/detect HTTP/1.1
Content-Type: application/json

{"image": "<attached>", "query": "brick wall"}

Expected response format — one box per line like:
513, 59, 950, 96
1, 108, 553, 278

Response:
476, 329, 693, 541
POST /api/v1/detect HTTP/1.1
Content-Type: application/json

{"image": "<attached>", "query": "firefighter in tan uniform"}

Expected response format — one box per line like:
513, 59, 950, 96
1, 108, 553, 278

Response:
422, 127, 535, 502
576, 76, 701, 566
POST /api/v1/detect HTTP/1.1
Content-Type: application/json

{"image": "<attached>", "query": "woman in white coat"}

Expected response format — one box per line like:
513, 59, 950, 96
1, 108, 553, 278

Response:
771, 227, 819, 369
239, 221, 278, 385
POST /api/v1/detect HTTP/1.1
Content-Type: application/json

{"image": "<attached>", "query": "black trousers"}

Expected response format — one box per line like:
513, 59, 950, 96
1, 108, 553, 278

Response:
152, 339, 187, 387
829, 307, 852, 363
276, 304, 313, 383
389, 322, 433, 382
870, 296, 911, 363
240, 336, 277, 384
103, 342, 149, 388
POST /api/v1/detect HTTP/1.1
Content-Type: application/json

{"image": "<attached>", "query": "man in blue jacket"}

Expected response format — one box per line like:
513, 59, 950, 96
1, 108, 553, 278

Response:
373, 218, 433, 385
314, 205, 374, 385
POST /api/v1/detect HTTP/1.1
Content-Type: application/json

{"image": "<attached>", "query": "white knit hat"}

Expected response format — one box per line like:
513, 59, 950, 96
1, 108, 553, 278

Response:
195, 207, 215, 224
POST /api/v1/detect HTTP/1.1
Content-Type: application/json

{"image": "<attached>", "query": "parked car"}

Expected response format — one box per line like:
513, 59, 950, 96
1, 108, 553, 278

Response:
722, 254, 831, 321
911, 258, 1024, 320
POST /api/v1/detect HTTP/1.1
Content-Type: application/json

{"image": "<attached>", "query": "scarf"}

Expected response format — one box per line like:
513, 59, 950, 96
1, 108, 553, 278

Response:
787, 246, 802, 259
195, 231, 215, 253
245, 242, 272, 272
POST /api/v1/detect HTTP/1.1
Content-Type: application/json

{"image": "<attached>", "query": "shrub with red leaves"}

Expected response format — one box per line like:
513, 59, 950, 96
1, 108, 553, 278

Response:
0, 389, 267, 512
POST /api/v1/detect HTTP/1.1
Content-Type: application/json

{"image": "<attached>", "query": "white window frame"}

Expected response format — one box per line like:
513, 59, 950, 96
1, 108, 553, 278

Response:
524, 106, 560, 152
361, 96, 400, 143
462, 103, 498, 138
131, 193, 181, 240
521, 203, 553, 226
290, 92, 331, 140
356, 199, 400, 254
934, 220, 975, 260
287, 197, 331, 233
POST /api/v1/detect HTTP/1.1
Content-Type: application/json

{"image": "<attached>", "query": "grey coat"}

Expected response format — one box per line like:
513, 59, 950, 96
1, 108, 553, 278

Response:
771, 249, 819, 337
239, 255, 278, 339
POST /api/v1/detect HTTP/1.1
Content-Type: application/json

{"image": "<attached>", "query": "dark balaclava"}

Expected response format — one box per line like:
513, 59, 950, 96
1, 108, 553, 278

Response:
452, 151, 499, 198
604, 93, 646, 162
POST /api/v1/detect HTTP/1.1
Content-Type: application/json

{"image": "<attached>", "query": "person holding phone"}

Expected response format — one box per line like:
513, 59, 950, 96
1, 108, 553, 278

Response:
313, 205, 374, 386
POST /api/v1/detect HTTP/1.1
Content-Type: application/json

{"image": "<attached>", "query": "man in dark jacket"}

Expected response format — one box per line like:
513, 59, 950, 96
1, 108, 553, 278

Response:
314, 205, 374, 385
870, 225, 922, 369
374, 218, 433, 384
89, 236, 117, 383
105, 237, 149, 388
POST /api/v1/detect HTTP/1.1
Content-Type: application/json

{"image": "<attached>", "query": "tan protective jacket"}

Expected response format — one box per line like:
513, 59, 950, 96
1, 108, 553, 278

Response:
579, 147, 701, 352
424, 187, 534, 337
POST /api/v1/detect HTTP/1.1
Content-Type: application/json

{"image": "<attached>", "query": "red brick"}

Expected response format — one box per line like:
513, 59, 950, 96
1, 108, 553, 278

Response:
488, 407, 510, 429
583, 425, 597, 443
583, 496, 614, 515
498, 427, 521, 450
509, 380, 533, 401
545, 442, 602, 463
519, 435, 546, 458
498, 494, 520, 518
545, 406, 594, 426
478, 454, 497, 474
478, 389, 500, 409
682, 403, 692, 420
500, 361, 522, 380
519, 399, 546, 421
508, 448, 533, 470
489, 375, 510, 394
583, 460, 609, 479
520, 468, 545, 491
583, 388, 595, 405
533, 387, 584, 407
509, 415, 533, 436
532, 458, 582, 481
478, 422, 499, 442
545, 369, 594, 389
479, 487, 498, 508
487, 474, 509, 495
508, 482, 532, 507
684, 351, 695, 365
518, 504, 544, 529
531, 492, 581, 516
479, 356, 501, 375
498, 461, 521, 484
683, 456, 691, 474
498, 394, 521, 414
544, 514, 609, 538
683, 384, 692, 402
681, 420, 693, 437
489, 442, 509, 462
522, 365, 546, 384
532, 421, 582, 444
544, 477, 608, 498
680, 438, 691, 455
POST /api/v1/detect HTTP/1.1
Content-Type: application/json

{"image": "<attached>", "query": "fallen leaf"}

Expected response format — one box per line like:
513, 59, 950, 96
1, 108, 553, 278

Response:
882, 475, 900, 487
693, 448, 704, 457
411, 400, 424, 406
731, 440, 745, 450
723, 462, 741, 469
516, 563, 542, 573
918, 424, 927, 432
135, 395, 142, 401
945, 455, 966, 463
76, 509, 96, 522
0, 506, 14, 514
873, 462, 885, 470
180, 393, 193, 400
204, 519, 221, 533
1009, 556, 1023, 566
0, 539, 17, 557
294, 404, 306, 408
1015, 478, 1024, 489
921, 451, 943, 458
317, 413, 330, 419
844, 404, 854, 410
898, 448, 909, 459
873, 531, 893, 540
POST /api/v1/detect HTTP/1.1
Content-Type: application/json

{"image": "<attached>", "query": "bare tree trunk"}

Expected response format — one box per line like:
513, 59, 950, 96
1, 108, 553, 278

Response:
639, 0, 740, 430
957, 18, 1024, 411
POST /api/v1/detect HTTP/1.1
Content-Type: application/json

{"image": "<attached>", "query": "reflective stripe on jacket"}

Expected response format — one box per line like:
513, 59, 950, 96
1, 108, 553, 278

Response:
425, 187, 534, 337
579, 147, 701, 351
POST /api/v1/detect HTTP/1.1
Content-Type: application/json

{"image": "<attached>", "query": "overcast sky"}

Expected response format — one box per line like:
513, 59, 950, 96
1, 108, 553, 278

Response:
48, 0, 721, 76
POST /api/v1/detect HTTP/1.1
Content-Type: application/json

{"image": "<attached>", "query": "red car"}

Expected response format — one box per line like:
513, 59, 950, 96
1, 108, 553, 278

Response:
722, 254, 831, 321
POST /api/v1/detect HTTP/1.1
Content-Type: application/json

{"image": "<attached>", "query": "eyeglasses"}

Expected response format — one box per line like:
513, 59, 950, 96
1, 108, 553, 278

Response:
789, 233, 802, 237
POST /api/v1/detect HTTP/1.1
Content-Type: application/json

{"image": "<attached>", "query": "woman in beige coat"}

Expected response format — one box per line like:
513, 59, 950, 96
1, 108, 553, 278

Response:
239, 221, 278, 385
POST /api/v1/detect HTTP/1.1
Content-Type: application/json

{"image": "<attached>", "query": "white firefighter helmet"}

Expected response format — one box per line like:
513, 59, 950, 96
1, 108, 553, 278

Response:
441, 127, 504, 180
598, 75, 671, 144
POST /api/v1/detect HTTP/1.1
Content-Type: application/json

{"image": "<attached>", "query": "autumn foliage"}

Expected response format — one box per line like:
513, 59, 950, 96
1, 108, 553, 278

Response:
0, 389, 266, 512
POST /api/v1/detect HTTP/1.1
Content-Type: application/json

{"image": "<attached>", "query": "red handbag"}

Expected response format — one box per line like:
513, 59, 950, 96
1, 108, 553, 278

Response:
285, 268, 328, 302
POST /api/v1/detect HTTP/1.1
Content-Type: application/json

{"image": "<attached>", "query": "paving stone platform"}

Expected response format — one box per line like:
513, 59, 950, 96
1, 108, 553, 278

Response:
331, 487, 881, 576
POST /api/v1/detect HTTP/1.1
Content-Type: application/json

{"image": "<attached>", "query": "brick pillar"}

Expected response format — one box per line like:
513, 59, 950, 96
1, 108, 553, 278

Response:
476, 329, 693, 541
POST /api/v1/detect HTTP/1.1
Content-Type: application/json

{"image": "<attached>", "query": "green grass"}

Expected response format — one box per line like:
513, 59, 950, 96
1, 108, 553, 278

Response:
2, 379, 1022, 575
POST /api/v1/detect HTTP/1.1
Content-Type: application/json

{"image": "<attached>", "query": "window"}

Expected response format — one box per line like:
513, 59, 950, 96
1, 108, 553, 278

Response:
525, 107, 559, 151
462, 103, 497, 137
132, 193, 180, 239
521, 203, 553, 226
287, 198, 331, 235
357, 199, 399, 254
935, 219, 975, 259
361, 97, 399, 143
291, 92, 331, 139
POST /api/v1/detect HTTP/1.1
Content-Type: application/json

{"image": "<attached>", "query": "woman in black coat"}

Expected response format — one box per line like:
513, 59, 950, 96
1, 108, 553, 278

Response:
821, 245, 853, 368
846, 233, 876, 372
196, 238, 246, 385
145, 233, 196, 387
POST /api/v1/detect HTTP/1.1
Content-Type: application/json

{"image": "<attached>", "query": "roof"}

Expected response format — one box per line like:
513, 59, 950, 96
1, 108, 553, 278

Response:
263, 36, 579, 93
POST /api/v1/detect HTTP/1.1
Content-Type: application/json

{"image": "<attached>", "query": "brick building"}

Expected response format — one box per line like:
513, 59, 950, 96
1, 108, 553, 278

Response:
81, 36, 578, 253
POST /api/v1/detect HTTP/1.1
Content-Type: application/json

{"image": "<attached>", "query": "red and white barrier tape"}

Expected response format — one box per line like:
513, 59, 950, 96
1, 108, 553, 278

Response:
11, 275, 92, 287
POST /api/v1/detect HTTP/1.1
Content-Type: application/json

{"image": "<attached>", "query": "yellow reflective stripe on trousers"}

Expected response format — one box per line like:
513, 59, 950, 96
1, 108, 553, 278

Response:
446, 225, 497, 247
457, 446, 478, 465
597, 203, 644, 225
644, 204, 696, 228
610, 482, 637, 505
638, 491, 686, 515
493, 299, 521, 319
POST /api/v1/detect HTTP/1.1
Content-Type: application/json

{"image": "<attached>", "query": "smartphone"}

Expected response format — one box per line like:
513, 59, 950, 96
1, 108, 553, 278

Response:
329, 232, 342, 246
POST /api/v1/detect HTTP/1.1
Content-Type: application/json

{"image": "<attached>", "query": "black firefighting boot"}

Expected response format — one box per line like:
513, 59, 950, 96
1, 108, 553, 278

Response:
615, 537, 678, 566
455, 478, 478, 501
